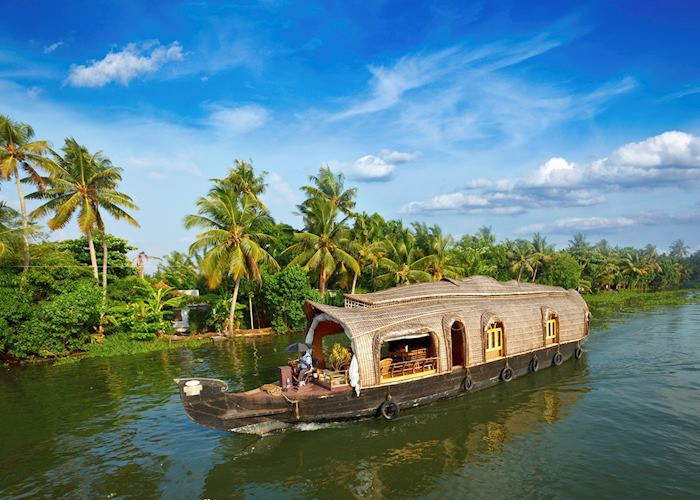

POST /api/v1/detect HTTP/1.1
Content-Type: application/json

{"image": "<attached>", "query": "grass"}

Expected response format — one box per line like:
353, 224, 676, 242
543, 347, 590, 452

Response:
83, 332, 213, 359
584, 288, 699, 323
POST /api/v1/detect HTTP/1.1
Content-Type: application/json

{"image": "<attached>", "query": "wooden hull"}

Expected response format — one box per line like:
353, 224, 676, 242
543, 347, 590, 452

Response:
175, 341, 582, 433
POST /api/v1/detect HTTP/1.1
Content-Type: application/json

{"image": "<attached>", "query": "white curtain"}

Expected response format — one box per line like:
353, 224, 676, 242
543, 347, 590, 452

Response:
349, 355, 361, 396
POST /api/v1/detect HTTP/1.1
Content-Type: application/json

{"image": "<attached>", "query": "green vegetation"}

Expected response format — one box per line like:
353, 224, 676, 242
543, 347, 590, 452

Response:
2, 113, 700, 362
585, 289, 700, 324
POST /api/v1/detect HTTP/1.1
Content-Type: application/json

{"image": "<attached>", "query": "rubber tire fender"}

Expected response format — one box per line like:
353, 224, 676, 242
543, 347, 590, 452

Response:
500, 367, 514, 382
379, 400, 400, 420
461, 376, 474, 392
574, 347, 583, 359
529, 356, 539, 373
552, 352, 563, 366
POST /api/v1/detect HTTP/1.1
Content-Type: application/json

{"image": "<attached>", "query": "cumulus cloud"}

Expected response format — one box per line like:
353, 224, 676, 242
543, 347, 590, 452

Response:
347, 149, 421, 182
44, 41, 64, 54
66, 41, 184, 87
206, 104, 268, 134
405, 131, 700, 215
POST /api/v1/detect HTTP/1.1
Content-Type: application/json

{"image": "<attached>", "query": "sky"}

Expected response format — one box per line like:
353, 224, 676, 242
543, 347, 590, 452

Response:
1, 0, 699, 264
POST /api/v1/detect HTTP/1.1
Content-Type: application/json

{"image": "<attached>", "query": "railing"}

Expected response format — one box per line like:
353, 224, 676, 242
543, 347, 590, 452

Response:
380, 357, 439, 382
316, 369, 349, 388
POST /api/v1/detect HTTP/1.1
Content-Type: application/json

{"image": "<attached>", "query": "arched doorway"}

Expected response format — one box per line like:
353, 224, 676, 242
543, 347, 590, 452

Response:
450, 321, 466, 368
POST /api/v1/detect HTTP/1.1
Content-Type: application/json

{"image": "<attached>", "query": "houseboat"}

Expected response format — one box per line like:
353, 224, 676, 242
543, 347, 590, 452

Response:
174, 276, 590, 433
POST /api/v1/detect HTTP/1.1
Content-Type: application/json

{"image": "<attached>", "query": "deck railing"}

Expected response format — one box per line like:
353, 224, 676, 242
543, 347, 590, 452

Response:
380, 357, 438, 382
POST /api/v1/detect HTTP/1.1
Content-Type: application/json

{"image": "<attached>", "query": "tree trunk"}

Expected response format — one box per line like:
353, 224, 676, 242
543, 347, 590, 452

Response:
351, 272, 358, 294
516, 263, 523, 282
532, 263, 538, 282
101, 232, 108, 295
248, 295, 254, 330
228, 278, 240, 336
319, 268, 327, 295
14, 172, 30, 273
86, 231, 99, 280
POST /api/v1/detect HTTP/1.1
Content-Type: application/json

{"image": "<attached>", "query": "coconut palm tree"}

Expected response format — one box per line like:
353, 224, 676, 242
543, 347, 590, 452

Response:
669, 239, 690, 260
510, 239, 534, 283
342, 213, 386, 293
374, 231, 431, 288
184, 184, 278, 335
299, 166, 356, 229
0, 115, 54, 271
530, 232, 554, 282
284, 199, 359, 294
0, 201, 21, 259
28, 138, 138, 289
213, 159, 267, 209
414, 226, 462, 281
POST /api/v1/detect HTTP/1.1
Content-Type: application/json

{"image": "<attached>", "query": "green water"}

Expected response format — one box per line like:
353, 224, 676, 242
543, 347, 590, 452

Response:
2, 303, 700, 499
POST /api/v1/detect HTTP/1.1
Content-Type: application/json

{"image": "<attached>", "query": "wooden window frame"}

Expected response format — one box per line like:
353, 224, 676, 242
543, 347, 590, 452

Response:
484, 321, 505, 361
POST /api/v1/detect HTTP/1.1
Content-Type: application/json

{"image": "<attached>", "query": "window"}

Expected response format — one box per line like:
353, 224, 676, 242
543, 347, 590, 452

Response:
379, 333, 439, 383
485, 322, 504, 361
545, 313, 559, 345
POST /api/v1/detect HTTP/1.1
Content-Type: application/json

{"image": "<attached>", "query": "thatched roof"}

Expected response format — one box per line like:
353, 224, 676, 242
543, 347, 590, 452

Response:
343, 276, 569, 308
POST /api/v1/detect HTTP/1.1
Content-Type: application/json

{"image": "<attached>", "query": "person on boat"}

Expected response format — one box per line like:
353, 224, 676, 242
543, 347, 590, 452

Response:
296, 349, 314, 385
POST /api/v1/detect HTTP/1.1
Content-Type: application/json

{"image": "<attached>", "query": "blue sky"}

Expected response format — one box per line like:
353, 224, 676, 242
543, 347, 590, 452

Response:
1, 0, 699, 262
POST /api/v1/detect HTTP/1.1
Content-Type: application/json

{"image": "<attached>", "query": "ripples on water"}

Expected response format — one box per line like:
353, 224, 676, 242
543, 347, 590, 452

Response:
1, 303, 700, 498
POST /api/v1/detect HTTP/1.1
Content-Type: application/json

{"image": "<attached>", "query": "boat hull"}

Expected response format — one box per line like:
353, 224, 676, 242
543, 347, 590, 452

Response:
175, 341, 582, 433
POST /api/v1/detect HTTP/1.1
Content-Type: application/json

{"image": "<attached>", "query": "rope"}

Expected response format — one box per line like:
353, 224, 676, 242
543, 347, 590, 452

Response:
259, 383, 300, 420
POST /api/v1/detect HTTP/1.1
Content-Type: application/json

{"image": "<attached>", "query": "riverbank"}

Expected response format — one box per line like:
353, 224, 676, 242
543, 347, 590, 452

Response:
584, 288, 699, 322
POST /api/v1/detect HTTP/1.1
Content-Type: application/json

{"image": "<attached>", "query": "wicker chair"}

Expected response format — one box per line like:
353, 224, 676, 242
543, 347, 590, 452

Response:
379, 358, 393, 378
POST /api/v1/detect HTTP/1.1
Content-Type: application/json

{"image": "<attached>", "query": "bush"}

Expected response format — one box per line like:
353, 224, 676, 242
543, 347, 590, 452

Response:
188, 306, 211, 334
1, 279, 103, 358
262, 267, 322, 334
540, 253, 583, 290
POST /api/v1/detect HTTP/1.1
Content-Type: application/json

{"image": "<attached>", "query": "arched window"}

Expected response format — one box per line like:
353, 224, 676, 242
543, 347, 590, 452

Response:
544, 311, 559, 345
485, 319, 505, 361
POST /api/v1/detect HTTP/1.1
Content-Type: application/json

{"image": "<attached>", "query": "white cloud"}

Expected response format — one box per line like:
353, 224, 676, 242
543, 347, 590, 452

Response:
529, 157, 584, 187
402, 192, 489, 213
265, 172, 297, 205
66, 41, 184, 87
347, 149, 421, 182
379, 149, 421, 163
406, 131, 700, 216
328, 32, 634, 148
206, 104, 269, 134
516, 208, 700, 235
44, 41, 64, 54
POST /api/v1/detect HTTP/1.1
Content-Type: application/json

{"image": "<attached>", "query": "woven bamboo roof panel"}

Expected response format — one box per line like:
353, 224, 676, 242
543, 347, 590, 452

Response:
343, 276, 570, 308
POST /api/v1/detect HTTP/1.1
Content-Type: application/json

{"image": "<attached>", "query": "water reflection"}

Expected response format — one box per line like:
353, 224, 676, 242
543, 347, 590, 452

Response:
200, 359, 588, 498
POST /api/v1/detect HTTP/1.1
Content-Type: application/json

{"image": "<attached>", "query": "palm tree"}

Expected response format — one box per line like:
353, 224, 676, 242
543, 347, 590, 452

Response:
530, 232, 554, 282
0, 202, 21, 259
510, 239, 534, 282
133, 251, 162, 279
184, 184, 278, 335
213, 159, 267, 208
669, 239, 690, 260
343, 213, 386, 293
299, 166, 356, 230
284, 199, 359, 294
0, 115, 54, 271
374, 231, 431, 288
28, 138, 139, 289
414, 226, 462, 281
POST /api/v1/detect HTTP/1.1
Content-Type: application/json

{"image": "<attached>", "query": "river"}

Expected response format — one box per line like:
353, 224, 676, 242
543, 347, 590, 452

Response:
2, 302, 700, 499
